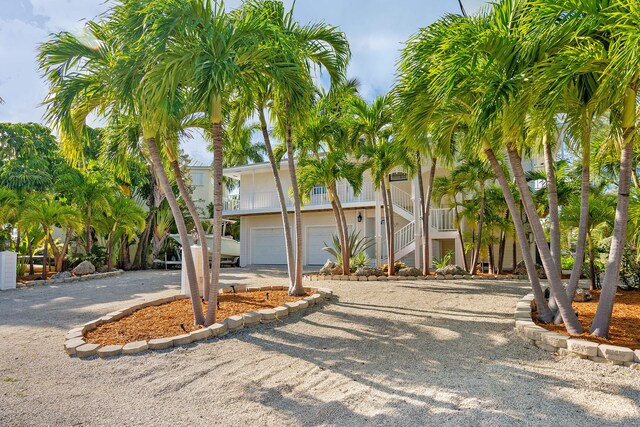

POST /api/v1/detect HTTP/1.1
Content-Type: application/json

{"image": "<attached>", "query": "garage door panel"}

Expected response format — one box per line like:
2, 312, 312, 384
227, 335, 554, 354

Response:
251, 228, 287, 264
307, 226, 338, 265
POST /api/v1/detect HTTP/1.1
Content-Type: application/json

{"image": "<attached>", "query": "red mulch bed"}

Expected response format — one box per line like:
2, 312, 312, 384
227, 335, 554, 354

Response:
85, 290, 309, 346
534, 289, 640, 349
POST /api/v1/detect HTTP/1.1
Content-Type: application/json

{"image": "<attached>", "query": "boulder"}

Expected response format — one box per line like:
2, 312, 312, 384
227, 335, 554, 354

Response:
435, 265, 467, 276
355, 266, 384, 277
319, 259, 342, 276
514, 261, 546, 279
51, 271, 72, 280
398, 267, 423, 277
97, 266, 109, 273
574, 289, 593, 302
72, 260, 96, 276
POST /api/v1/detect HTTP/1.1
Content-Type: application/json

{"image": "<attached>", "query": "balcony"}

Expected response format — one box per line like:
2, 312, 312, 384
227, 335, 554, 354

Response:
223, 182, 376, 214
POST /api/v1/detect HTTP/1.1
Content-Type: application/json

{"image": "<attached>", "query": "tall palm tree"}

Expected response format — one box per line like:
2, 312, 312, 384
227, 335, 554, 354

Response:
452, 158, 494, 274
39, 8, 206, 325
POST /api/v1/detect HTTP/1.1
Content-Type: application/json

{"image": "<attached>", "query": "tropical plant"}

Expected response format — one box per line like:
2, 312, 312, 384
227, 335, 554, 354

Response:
433, 251, 454, 270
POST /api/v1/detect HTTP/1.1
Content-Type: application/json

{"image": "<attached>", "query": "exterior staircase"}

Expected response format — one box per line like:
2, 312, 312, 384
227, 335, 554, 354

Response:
384, 185, 456, 264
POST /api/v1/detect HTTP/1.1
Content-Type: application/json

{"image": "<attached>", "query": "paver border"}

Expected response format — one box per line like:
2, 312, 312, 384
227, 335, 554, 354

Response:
307, 273, 527, 282
514, 293, 640, 369
64, 285, 334, 359
19, 269, 124, 288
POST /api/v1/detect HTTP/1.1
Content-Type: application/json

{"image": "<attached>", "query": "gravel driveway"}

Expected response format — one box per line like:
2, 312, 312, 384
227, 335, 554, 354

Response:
1, 269, 639, 426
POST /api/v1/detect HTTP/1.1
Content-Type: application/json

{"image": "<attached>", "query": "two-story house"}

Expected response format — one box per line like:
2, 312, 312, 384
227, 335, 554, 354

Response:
187, 157, 535, 270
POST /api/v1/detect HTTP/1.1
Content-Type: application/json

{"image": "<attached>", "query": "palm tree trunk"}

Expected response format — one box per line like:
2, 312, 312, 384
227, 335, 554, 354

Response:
328, 189, 348, 274
85, 206, 92, 254
543, 136, 562, 276
42, 226, 49, 280
107, 230, 115, 271
498, 228, 506, 274
285, 121, 304, 295
380, 179, 392, 274
507, 145, 582, 332
416, 153, 426, 272
330, 183, 350, 275
133, 209, 154, 269
590, 84, 637, 337
555, 121, 592, 322
205, 121, 224, 325
259, 108, 295, 288
587, 233, 596, 291
385, 176, 396, 275
145, 135, 205, 325
484, 146, 553, 322
454, 205, 468, 271
170, 159, 211, 302
55, 227, 72, 271
422, 158, 437, 274
28, 235, 34, 275
469, 184, 485, 274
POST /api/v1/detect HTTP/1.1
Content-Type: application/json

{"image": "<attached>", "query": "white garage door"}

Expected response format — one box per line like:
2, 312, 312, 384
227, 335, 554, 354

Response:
307, 226, 338, 265
251, 228, 287, 265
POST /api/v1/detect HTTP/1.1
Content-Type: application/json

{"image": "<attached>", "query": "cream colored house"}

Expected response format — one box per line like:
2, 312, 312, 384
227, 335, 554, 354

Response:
188, 160, 527, 269
222, 160, 462, 268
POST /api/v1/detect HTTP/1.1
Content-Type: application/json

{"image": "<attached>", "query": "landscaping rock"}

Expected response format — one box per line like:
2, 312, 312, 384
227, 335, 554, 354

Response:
148, 337, 175, 350
319, 260, 342, 276
76, 343, 100, 358
64, 338, 86, 356
567, 339, 599, 357
273, 306, 289, 318
514, 260, 546, 279
573, 289, 593, 302
355, 266, 384, 277
224, 315, 244, 330
398, 267, 423, 277
122, 340, 149, 354
51, 271, 72, 280
243, 311, 262, 325
72, 260, 95, 276
97, 345, 122, 358
435, 265, 467, 276
258, 309, 277, 322
208, 322, 228, 337
597, 344, 635, 362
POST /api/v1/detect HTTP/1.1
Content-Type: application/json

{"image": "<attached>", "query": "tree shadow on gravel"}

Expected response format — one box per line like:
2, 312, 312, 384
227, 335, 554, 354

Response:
232, 295, 640, 426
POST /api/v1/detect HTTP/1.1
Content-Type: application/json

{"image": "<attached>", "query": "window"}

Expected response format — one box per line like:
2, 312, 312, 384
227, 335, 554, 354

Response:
192, 172, 205, 186
312, 184, 326, 195
389, 172, 408, 182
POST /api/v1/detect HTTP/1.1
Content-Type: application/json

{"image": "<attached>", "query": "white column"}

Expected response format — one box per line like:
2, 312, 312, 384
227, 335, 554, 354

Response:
412, 175, 422, 268
0, 251, 17, 290
181, 245, 204, 297
375, 191, 382, 267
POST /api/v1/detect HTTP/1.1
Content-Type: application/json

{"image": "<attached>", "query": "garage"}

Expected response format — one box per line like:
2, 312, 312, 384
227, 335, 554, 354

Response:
306, 225, 338, 265
250, 227, 287, 264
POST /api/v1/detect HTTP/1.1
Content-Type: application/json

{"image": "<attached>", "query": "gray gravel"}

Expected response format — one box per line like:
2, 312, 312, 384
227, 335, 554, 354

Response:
1, 269, 639, 426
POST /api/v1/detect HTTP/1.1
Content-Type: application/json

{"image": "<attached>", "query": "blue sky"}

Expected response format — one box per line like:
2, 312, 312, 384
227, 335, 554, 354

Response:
0, 0, 488, 160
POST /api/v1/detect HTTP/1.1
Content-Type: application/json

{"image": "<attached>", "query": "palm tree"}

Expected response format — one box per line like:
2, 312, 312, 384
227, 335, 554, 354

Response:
350, 95, 393, 267
95, 195, 146, 271
38, 8, 206, 325
22, 197, 79, 279
452, 159, 493, 274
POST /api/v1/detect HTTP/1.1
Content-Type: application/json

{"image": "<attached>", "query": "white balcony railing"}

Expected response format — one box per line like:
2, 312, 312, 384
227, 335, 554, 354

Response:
431, 208, 456, 232
394, 220, 415, 253
224, 182, 375, 212
390, 185, 413, 215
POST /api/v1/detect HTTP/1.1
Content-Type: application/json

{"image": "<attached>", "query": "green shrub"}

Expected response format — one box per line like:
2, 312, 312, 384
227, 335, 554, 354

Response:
433, 251, 454, 269
561, 254, 574, 270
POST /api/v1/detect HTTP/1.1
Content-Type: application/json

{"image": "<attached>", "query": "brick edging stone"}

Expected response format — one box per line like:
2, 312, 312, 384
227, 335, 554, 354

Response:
65, 285, 333, 359
307, 273, 528, 282
19, 269, 124, 288
514, 293, 640, 369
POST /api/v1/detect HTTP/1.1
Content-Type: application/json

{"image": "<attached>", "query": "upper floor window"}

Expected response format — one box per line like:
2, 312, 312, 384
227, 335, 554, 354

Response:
192, 172, 205, 187
312, 184, 327, 195
389, 172, 408, 182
